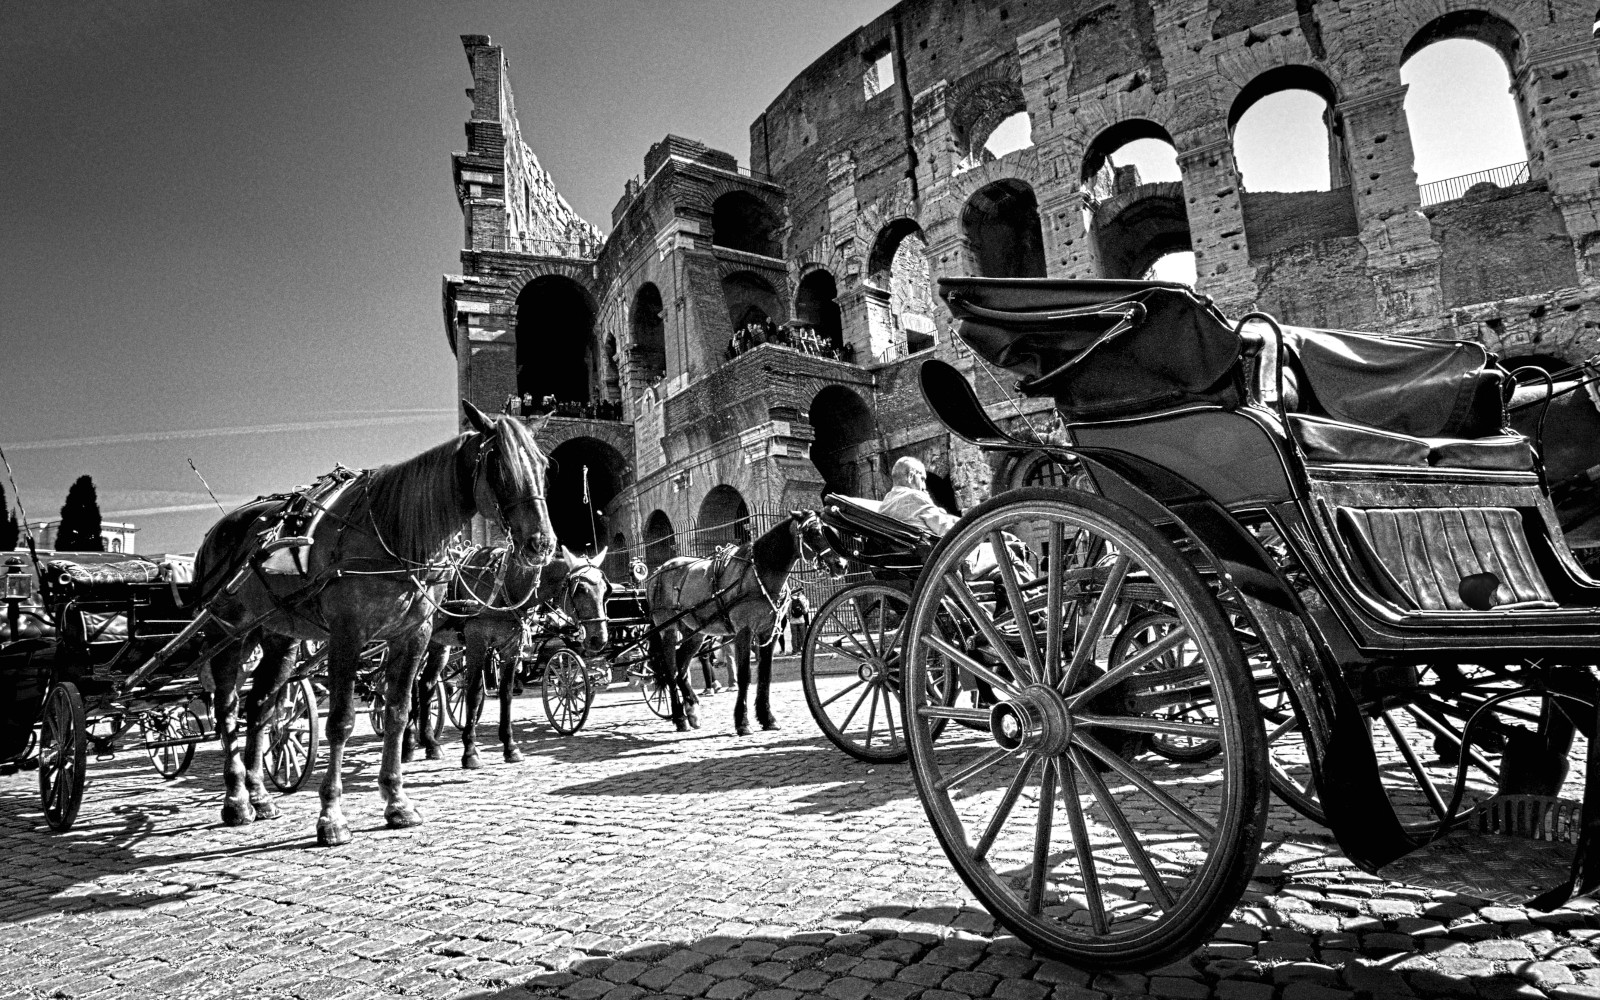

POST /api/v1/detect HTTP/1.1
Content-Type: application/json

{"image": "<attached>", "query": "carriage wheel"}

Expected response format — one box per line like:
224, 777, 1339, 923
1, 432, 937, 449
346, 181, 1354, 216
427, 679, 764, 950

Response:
368, 684, 386, 737
440, 649, 469, 731
802, 582, 955, 763
1259, 663, 1580, 832
902, 488, 1268, 971
39, 681, 87, 832
635, 661, 673, 719
542, 648, 593, 735
1111, 612, 1222, 763
266, 678, 320, 793
140, 704, 203, 779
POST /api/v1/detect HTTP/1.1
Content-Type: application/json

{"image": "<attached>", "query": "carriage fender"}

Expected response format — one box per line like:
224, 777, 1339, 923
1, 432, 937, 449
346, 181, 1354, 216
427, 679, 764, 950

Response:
1074, 448, 1419, 871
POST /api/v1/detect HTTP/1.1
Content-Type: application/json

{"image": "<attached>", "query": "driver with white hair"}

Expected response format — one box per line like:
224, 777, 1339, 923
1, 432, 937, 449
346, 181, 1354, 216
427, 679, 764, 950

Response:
881, 456, 958, 535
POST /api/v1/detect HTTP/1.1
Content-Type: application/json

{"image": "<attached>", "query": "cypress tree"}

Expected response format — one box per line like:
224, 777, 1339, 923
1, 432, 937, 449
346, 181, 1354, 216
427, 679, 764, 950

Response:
56, 475, 104, 552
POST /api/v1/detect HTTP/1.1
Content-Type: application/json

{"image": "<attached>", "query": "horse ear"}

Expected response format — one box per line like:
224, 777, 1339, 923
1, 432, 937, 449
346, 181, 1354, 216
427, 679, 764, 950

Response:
594, 546, 609, 565
790, 509, 805, 521
462, 399, 495, 435
561, 545, 577, 564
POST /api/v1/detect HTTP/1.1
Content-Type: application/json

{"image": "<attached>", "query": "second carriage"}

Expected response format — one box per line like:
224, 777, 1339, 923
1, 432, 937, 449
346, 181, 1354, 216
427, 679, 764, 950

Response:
819, 275, 1600, 972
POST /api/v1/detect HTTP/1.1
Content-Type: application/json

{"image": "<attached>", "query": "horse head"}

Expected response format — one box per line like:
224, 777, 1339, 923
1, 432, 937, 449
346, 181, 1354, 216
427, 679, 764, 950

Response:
550, 546, 613, 654
463, 400, 556, 567
792, 509, 849, 578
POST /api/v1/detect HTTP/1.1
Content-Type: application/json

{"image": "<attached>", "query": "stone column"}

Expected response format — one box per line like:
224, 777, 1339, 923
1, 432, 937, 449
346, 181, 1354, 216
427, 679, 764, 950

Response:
1176, 135, 1256, 314
1337, 85, 1443, 334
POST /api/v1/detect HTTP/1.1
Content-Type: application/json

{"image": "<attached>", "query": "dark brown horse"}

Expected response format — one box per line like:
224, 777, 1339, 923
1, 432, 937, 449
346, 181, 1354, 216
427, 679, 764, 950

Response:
647, 511, 846, 734
192, 402, 554, 846
410, 546, 610, 767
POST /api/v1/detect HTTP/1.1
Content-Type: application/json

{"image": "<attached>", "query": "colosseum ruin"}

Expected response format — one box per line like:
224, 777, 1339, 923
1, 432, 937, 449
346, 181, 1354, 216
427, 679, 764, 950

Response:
440, 0, 1600, 571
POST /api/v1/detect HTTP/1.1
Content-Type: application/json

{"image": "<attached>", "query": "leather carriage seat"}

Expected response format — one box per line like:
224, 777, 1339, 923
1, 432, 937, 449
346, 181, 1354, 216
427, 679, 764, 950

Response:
1270, 326, 1536, 472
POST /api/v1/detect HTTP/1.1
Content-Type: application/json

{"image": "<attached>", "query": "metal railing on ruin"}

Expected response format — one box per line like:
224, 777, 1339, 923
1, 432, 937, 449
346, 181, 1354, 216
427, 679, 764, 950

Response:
1418, 161, 1530, 208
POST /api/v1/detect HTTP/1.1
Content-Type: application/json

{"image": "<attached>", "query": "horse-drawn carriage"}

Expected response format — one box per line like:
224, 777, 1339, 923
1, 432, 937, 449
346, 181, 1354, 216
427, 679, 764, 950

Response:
0, 551, 319, 830
846, 276, 1600, 971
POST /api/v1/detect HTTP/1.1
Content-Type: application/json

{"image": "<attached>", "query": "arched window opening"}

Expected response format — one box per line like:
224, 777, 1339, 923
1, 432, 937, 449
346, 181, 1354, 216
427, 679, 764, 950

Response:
711, 192, 782, 258
1143, 250, 1197, 285
794, 269, 846, 355
866, 221, 938, 358
723, 271, 782, 358
1229, 67, 1343, 193
516, 275, 595, 405
1019, 454, 1072, 488
1401, 16, 1529, 206
962, 179, 1047, 279
983, 112, 1034, 160
1081, 120, 1182, 203
545, 437, 628, 555
630, 283, 666, 383
1091, 185, 1192, 281
644, 510, 676, 569
810, 386, 876, 495
696, 485, 750, 555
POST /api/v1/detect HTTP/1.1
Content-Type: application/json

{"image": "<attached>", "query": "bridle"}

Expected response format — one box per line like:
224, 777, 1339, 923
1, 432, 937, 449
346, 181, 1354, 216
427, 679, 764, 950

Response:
471, 430, 548, 542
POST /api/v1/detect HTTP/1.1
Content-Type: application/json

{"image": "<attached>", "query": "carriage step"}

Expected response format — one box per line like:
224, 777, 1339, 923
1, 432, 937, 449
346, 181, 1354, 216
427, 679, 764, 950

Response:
1376, 796, 1579, 906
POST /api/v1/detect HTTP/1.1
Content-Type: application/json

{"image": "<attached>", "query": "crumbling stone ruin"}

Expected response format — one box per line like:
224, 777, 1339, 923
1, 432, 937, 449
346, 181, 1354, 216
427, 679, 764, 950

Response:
441, 2, 1600, 566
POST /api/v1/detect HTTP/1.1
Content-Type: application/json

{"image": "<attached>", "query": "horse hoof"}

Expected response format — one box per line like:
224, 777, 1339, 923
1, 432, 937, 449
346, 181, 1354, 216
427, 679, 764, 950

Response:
675, 719, 690, 733
462, 754, 482, 770
317, 819, 352, 847
761, 718, 781, 731
686, 713, 701, 730
385, 806, 424, 829
504, 748, 523, 764
251, 799, 282, 821
736, 724, 752, 737
401, 748, 416, 764
221, 801, 254, 827
425, 747, 443, 761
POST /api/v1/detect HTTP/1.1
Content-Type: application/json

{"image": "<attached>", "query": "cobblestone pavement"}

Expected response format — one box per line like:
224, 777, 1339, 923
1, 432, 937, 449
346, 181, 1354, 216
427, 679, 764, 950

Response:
4, 666, 1600, 1000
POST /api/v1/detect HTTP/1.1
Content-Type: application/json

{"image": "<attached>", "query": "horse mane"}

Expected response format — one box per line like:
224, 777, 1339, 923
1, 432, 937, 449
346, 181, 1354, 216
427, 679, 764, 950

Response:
751, 515, 796, 574
366, 435, 472, 564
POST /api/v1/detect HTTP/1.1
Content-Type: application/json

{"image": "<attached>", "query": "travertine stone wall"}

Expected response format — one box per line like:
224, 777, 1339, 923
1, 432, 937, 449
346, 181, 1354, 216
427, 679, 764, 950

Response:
445, 4, 1600, 557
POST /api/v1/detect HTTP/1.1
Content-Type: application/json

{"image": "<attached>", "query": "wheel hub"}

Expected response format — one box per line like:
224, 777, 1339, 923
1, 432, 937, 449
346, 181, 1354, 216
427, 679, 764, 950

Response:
857, 658, 888, 683
989, 684, 1074, 755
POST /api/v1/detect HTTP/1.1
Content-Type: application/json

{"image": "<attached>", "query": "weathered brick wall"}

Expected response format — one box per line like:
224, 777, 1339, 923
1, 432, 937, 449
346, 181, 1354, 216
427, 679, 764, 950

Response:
1429, 183, 1580, 308
1242, 189, 1359, 262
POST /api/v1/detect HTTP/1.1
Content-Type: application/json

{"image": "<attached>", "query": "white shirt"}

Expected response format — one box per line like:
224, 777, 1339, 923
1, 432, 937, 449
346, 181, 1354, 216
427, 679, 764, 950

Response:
881, 485, 959, 536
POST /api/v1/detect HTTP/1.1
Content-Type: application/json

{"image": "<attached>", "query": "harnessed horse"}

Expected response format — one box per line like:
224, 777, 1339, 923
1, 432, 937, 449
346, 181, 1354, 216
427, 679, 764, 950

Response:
410, 546, 610, 766
647, 510, 847, 734
192, 401, 554, 846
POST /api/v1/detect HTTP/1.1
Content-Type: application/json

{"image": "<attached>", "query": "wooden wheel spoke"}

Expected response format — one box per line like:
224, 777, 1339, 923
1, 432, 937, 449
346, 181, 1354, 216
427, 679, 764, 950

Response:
976, 753, 1037, 859
1074, 731, 1216, 839
922, 633, 1019, 700
1028, 758, 1057, 915
820, 677, 868, 710
1072, 713, 1221, 738
989, 529, 1040, 684
884, 688, 900, 748
1058, 755, 1109, 934
937, 747, 1013, 792
941, 573, 1029, 685
1060, 554, 1130, 696
1403, 703, 1501, 780
1071, 746, 1175, 910
850, 596, 880, 659
1067, 625, 1190, 709
1044, 522, 1065, 687
865, 687, 881, 746
838, 626, 878, 666
839, 682, 875, 733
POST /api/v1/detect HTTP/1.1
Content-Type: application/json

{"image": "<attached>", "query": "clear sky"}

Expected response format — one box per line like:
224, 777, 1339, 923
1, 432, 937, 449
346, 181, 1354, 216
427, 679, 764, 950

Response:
0, 3, 1529, 552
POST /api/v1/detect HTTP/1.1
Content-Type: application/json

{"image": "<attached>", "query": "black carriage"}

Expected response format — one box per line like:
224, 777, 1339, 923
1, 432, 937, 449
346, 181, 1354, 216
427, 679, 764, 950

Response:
0, 552, 319, 831
890, 276, 1600, 971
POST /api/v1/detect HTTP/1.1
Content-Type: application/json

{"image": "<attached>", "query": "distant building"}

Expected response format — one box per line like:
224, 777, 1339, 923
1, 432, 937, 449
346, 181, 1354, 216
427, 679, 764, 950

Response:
27, 519, 139, 554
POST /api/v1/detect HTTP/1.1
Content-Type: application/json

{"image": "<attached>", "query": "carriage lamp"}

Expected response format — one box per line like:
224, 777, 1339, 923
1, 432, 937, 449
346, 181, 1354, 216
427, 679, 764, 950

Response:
4, 557, 32, 636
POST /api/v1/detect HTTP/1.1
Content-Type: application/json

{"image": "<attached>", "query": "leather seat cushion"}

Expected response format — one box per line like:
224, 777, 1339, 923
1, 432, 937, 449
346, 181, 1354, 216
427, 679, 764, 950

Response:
1288, 414, 1429, 466
1423, 434, 1535, 471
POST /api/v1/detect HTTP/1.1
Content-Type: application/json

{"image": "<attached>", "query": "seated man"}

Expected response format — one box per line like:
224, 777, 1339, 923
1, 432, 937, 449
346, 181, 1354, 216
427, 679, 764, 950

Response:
881, 456, 958, 536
